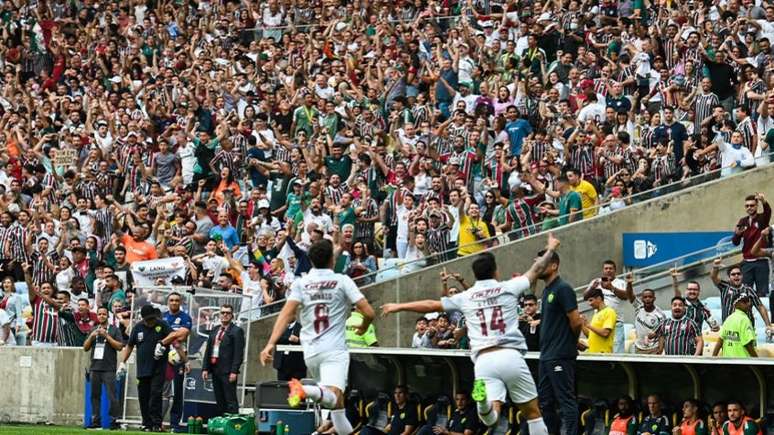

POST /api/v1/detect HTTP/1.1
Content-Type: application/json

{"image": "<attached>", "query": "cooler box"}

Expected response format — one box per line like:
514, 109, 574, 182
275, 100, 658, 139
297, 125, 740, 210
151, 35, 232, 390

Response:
256, 409, 316, 434
255, 381, 316, 434
207, 413, 256, 434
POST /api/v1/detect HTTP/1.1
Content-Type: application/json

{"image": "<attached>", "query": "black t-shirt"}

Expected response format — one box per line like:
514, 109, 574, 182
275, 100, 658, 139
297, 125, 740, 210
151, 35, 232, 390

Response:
448, 407, 478, 433
539, 277, 579, 360
518, 313, 542, 352
128, 320, 172, 378
89, 324, 124, 372
389, 402, 419, 435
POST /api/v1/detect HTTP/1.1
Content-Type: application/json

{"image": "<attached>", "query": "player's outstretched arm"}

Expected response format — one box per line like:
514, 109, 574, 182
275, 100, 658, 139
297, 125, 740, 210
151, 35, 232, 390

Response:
354, 298, 376, 335
381, 300, 445, 316
260, 300, 300, 366
523, 233, 560, 286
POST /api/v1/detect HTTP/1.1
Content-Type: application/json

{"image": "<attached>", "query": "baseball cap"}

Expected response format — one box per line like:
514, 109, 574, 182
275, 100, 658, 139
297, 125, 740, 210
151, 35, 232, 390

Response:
257, 199, 270, 209
580, 79, 594, 89
140, 304, 159, 320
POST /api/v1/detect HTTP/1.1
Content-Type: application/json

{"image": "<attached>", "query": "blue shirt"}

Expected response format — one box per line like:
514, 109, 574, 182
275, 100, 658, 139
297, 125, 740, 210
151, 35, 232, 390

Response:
435, 67, 458, 103
209, 225, 240, 249
163, 309, 192, 332
654, 122, 688, 162
539, 276, 579, 361
505, 119, 533, 156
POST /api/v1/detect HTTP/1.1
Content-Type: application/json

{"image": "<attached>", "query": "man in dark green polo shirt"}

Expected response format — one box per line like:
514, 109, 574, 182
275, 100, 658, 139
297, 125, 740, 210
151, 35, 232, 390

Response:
325, 142, 353, 179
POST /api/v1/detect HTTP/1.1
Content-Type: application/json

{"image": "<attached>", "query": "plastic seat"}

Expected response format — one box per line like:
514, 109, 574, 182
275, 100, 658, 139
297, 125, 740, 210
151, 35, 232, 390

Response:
364, 392, 392, 429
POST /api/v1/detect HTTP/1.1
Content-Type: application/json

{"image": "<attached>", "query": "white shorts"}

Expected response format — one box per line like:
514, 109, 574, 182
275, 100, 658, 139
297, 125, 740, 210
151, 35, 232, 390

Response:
474, 348, 537, 404
304, 350, 350, 391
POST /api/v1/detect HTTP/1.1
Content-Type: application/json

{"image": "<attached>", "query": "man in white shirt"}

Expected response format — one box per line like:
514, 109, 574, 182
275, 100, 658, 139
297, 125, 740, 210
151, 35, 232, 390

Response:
261, 240, 375, 435
382, 234, 561, 434
585, 260, 628, 353
625, 274, 667, 354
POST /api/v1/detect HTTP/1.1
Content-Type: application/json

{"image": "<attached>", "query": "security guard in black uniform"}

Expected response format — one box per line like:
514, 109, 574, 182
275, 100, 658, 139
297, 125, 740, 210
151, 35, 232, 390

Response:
120, 305, 174, 432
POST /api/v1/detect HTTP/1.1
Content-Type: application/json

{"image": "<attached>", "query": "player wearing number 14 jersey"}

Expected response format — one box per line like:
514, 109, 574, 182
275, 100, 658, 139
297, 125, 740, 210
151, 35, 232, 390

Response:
382, 234, 561, 434
261, 240, 376, 435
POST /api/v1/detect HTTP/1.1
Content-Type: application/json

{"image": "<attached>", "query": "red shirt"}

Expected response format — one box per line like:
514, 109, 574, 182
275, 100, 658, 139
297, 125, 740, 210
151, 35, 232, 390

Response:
74, 311, 98, 334
732, 202, 772, 260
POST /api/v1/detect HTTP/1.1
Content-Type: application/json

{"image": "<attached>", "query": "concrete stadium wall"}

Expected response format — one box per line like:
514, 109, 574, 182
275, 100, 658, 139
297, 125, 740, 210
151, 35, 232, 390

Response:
247, 165, 774, 383
0, 347, 91, 425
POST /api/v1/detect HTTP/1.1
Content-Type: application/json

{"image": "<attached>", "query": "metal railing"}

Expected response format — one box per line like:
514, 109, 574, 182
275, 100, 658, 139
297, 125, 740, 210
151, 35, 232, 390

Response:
245, 158, 771, 322
573, 241, 741, 298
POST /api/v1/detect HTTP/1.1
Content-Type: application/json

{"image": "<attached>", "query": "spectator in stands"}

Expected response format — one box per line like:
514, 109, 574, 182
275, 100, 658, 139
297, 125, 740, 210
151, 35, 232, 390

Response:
518, 294, 541, 352
23, 263, 60, 347
412, 317, 432, 349
417, 392, 478, 435
713, 294, 758, 358
609, 396, 638, 435
675, 399, 707, 435
73, 298, 97, 336
732, 193, 772, 299
627, 274, 667, 355
711, 259, 772, 331
586, 260, 628, 353
431, 313, 457, 349
581, 288, 616, 353
672, 270, 720, 333
638, 395, 672, 435
721, 402, 761, 435
566, 168, 599, 219
360, 385, 418, 435
651, 297, 703, 356
1, 277, 29, 345
545, 175, 582, 226
751, 226, 774, 316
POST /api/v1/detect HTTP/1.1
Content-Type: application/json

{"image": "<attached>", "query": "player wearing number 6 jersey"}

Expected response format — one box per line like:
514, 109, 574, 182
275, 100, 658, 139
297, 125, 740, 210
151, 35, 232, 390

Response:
260, 240, 375, 435
382, 234, 561, 435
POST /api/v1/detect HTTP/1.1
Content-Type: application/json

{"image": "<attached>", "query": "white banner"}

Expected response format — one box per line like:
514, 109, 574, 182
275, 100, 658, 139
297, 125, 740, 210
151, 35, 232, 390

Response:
130, 256, 187, 286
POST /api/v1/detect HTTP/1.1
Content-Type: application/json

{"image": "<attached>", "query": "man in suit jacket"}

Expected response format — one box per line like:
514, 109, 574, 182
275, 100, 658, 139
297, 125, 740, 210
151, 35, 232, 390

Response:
202, 304, 246, 415
273, 320, 307, 381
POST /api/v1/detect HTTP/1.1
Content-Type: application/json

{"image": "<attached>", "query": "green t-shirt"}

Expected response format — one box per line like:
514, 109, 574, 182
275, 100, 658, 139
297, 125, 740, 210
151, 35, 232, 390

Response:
345, 311, 377, 348
324, 154, 353, 179
337, 206, 356, 226
285, 191, 309, 219
719, 309, 756, 357
558, 191, 583, 226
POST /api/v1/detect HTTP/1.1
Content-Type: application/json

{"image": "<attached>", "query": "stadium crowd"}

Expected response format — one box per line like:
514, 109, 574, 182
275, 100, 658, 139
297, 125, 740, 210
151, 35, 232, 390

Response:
1, 0, 774, 348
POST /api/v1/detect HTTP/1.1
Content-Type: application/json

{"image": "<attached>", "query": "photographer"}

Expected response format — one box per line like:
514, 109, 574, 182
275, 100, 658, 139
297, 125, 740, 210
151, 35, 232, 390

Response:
83, 306, 124, 430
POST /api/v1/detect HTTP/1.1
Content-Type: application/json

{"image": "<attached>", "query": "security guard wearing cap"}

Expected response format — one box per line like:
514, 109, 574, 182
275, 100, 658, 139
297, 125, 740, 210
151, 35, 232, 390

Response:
120, 305, 174, 432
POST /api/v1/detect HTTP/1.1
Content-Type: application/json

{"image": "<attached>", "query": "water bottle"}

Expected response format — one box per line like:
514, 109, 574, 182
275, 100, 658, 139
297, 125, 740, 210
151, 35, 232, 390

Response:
276, 421, 285, 435
284, 425, 290, 434
195, 416, 204, 434
187, 416, 195, 433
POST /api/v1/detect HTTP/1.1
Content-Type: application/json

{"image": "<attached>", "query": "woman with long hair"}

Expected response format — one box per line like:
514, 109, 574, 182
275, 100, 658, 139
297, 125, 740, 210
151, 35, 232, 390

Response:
212, 166, 241, 206
347, 240, 377, 285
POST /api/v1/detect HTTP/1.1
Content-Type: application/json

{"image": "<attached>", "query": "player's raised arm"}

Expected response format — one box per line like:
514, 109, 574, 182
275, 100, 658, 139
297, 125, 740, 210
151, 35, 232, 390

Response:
381, 300, 445, 316
260, 299, 300, 366
523, 233, 561, 286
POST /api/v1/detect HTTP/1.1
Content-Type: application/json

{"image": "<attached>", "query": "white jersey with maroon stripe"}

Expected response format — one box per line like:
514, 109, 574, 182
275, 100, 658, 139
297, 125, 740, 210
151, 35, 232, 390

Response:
441, 276, 530, 361
287, 268, 365, 359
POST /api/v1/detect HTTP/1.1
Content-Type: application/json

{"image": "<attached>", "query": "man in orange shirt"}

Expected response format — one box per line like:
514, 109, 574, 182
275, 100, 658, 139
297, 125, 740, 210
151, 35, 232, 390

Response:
121, 223, 158, 263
